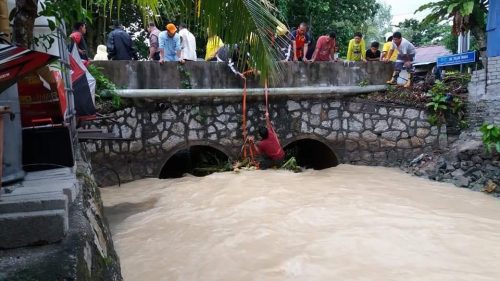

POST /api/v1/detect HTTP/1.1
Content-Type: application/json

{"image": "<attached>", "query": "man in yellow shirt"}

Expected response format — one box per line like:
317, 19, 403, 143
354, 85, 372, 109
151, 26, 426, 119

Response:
346, 32, 366, 62
205, 35, 224, 61
381, 36, 398, 61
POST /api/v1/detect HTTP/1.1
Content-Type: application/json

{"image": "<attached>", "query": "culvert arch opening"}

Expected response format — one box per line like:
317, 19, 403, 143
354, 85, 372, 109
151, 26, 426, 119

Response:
159, 145, 230, 179
284, 139, 339, 170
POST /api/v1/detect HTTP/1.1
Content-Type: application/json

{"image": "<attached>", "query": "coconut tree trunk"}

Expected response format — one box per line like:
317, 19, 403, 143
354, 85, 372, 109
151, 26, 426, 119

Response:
13, 0, 38, 48
0, 0, 10, 41
469, 17, 487, 58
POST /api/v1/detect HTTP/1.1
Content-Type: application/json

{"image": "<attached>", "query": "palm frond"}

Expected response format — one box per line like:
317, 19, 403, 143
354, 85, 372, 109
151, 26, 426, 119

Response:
164, 0, 287, 83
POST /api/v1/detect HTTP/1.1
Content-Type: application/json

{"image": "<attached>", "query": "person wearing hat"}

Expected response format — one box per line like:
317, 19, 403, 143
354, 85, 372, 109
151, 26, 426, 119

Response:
106, 20, 137, 60
159, 23, 184, 63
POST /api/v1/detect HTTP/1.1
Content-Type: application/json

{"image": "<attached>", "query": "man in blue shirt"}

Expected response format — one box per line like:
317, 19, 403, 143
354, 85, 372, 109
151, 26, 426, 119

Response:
159, 23, 184, 63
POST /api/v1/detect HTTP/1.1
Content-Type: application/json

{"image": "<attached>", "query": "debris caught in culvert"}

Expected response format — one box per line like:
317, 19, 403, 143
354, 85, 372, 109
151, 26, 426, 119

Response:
484, 180, 498, 193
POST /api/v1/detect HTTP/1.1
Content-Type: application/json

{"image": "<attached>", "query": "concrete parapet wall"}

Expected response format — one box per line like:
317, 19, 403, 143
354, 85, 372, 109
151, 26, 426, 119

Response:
92, 61, 393, 90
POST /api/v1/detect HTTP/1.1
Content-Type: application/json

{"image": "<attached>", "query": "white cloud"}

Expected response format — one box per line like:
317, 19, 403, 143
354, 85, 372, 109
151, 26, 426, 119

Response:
382, 0, 437, 25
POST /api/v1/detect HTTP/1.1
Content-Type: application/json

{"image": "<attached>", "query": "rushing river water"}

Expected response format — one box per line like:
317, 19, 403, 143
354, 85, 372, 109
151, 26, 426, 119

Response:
101, 165, 500, 281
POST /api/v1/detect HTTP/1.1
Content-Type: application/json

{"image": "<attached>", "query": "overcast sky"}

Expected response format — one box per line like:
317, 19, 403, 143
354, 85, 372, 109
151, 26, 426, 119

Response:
382, 0, 436, 25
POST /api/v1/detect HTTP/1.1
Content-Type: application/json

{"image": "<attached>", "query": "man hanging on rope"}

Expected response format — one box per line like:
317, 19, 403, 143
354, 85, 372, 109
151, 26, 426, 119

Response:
248, 113, 285, 169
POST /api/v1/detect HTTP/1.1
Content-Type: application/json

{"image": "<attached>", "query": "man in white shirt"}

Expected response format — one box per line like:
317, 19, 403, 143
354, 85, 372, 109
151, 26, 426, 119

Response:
384, 31, 416, 88
178, 23, 197, 61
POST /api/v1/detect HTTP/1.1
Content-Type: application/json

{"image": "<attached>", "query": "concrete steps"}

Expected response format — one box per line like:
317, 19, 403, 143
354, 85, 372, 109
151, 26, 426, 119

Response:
0, 168, 79, 249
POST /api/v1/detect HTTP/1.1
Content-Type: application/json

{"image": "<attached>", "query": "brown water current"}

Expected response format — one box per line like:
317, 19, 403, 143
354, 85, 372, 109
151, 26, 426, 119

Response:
101, 165, 500, 281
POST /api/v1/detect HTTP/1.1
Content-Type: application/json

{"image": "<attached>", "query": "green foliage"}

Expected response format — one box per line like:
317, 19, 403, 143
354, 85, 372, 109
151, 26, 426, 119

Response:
361, 2, 393, 43
480, 124, 500, 153
396, 19, 453, 48
386, 84, 396, 94
87, 64, 122, 109
38, 0, 91, 32
444, 71, 471, 84
281, 156, 301, 173
177, 65, 193, 89
358, 78, 369, 87
425, 81, 465, 126
415, 0, 488, 49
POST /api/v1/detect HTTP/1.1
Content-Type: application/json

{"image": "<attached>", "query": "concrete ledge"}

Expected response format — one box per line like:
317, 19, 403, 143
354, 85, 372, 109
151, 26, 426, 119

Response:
0, 168, 79, 249
0, 210, 68, 249
0, 194, 67, 214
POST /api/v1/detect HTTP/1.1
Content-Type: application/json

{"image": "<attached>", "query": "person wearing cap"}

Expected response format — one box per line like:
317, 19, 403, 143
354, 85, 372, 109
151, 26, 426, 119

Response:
107, 20, 137, 60
382, 36, 398, 62
159, 23, 183, 63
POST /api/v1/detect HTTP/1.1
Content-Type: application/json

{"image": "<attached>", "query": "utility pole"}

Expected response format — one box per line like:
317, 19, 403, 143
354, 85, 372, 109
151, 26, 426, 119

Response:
457, 31, 470, 72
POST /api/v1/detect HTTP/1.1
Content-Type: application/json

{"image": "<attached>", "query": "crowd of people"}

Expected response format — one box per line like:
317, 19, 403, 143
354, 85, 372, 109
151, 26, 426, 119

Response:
68, 21, 417, 167
69, 21, 415, 73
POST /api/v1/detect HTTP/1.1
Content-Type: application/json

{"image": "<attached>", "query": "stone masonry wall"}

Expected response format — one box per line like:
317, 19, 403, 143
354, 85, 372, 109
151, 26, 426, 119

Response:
486, 56, 500, 124
82, 97, 443, 186
468, 56, 500, 126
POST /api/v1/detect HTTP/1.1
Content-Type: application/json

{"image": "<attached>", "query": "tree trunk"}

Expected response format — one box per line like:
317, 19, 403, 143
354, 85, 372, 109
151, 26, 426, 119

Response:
0, 0, 10, 41
469, 19, 487, 58
13, 0, 38, 48
469, 5, 487, 59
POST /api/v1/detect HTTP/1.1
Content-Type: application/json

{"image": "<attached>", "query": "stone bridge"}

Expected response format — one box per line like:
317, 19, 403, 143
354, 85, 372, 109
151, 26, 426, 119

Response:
83, 61, 446, 186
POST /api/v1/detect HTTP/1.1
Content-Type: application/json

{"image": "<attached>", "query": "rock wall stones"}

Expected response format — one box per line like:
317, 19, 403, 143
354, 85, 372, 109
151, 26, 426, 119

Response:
83, 97, 443, 186
405, 136, 500, 195
468, 57, 500, 126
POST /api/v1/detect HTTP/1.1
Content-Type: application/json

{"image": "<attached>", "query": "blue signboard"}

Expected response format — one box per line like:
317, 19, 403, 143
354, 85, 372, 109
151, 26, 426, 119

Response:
436, 51, 476, 67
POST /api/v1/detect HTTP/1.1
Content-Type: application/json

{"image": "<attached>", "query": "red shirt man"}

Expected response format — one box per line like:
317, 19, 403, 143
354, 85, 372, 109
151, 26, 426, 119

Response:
310, 32, 337, 62
70, 22, 88, 61
258, 128, 285, 161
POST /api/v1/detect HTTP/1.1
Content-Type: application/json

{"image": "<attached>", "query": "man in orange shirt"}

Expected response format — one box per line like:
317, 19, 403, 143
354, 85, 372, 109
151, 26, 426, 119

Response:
290, 23, 311, 61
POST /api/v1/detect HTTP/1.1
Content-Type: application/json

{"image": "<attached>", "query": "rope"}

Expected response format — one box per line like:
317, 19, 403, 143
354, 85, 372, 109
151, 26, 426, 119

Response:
240, 74, 259, 168
264, 79, 282, 149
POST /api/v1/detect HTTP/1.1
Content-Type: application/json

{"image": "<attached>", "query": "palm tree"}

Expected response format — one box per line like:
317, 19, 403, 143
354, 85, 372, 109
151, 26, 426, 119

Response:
0, 0, 39, 48
0, 0, 10, 41
416, 0, 489, 55
141, 0, 287, 80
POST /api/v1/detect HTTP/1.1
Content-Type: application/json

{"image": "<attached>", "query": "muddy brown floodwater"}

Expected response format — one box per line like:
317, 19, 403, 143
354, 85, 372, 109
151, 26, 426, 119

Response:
101, 165, 500, 281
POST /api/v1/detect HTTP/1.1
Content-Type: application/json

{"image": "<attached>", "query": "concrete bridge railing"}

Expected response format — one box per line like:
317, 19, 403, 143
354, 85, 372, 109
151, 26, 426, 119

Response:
92, 60, 393, 90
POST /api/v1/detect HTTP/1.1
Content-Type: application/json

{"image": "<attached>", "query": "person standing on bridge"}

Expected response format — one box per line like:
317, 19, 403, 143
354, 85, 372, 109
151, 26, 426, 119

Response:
291, 23, 311, 62
178, 23, 197, 61
384, 31, 416, 88
147, 22, 161, 61
69, 22, 89, 62
309, 31, 337, 62
381, 36, 398, 62
107, 21, 137, 60
159, 23, 184, 63
346, 32, 366, 62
